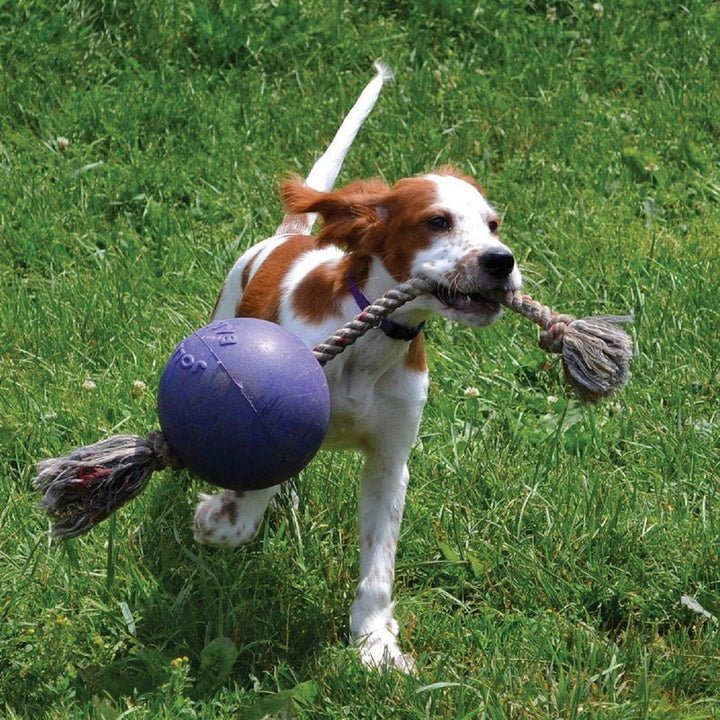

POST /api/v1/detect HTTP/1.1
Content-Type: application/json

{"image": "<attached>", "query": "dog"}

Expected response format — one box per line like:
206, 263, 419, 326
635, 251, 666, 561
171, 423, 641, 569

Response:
193, 64, 522, 672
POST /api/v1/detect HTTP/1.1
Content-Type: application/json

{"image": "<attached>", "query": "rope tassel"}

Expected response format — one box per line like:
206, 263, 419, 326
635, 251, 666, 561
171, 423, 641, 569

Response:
502, 293, 633, 402
34, 432, 181, 539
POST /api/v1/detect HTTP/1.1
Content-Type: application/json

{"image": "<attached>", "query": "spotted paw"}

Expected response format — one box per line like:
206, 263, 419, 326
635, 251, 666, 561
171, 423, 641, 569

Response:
193, 490, 266, 547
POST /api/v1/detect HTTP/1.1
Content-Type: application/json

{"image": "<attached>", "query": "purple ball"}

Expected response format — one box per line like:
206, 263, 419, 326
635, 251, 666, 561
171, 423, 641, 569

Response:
157, 318, 330, 490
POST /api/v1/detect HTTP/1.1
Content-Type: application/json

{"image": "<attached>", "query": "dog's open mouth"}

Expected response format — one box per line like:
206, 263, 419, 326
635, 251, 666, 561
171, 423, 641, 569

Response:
434, 284, 502, 315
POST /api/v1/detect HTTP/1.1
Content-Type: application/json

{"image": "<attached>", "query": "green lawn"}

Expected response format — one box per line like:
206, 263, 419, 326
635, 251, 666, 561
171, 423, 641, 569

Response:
1, 1, 719, 717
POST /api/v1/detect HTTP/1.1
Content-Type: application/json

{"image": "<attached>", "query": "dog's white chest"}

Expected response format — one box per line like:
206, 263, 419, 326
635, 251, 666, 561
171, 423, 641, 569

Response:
320, 343, 429, 452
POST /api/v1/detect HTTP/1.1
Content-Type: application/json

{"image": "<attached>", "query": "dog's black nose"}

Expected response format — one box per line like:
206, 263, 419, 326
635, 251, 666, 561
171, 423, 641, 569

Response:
480, 249, 515, 279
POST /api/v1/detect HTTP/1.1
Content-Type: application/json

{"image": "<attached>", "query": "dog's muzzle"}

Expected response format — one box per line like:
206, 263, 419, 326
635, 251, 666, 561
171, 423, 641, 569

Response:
433, 248, 519, 321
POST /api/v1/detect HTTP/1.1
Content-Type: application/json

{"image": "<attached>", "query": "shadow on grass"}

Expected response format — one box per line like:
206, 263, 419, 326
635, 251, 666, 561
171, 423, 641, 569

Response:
74, 470, 335, 703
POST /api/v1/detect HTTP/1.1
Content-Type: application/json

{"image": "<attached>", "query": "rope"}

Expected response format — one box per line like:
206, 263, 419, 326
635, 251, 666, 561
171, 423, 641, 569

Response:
311, 276, 633, 403
502, 292, 576, 354
311, 277, 568, 362
312, 276, 436, 365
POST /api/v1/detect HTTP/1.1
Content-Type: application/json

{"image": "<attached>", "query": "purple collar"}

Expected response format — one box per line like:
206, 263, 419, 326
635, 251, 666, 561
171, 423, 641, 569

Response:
348, 273, 425, 342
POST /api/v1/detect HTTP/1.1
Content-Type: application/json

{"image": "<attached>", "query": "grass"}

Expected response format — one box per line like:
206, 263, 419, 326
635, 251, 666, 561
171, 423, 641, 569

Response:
1, 0, 719, 717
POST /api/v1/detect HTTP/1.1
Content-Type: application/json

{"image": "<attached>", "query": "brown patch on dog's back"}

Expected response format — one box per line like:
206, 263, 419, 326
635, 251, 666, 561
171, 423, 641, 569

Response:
241, 255, 257, 292
293, 255, 371, 324
236, 235, 317, 322
292, 263, 343, 324
211, 249, 261, 318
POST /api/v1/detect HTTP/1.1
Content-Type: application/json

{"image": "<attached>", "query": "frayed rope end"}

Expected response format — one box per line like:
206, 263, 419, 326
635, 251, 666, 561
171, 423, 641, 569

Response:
33, 431, 182, 539
544, 315, 634, 403
503, 291, 633, 403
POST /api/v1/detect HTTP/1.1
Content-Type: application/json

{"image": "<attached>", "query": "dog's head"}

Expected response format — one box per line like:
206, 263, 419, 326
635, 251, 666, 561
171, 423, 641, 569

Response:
281, 167, 521, 328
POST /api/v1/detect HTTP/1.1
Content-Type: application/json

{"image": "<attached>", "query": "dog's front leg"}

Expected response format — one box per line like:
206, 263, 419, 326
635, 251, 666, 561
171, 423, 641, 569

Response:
193, 485, 280, 546
350, 455, 415, 673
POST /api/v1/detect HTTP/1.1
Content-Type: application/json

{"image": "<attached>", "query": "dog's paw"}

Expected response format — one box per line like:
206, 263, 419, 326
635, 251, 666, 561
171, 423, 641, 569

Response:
193, 490, 265, 546
355, 627, 417, 674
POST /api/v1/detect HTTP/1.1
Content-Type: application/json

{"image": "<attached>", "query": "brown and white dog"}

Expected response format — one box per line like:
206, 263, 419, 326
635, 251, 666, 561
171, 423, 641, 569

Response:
193, 64, 521, 671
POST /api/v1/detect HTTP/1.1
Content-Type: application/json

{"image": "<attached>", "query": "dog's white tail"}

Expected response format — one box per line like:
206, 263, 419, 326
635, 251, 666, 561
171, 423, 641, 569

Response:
277, 62, 392, 235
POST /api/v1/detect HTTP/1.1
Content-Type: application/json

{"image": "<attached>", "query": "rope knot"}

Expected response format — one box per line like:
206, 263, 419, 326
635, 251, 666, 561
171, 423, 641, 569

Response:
538, 319, 572, 354
147, 430, 183, 471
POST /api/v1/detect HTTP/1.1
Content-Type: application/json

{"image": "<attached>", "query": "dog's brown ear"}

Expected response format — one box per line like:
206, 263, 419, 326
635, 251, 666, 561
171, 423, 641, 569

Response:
280, 178, 390, 252
281, 177, 335, 218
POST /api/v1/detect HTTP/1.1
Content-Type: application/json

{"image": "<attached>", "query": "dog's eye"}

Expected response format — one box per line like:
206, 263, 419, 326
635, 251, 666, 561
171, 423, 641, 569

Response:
426, 215, 451, 230
488, 219, 500, 234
